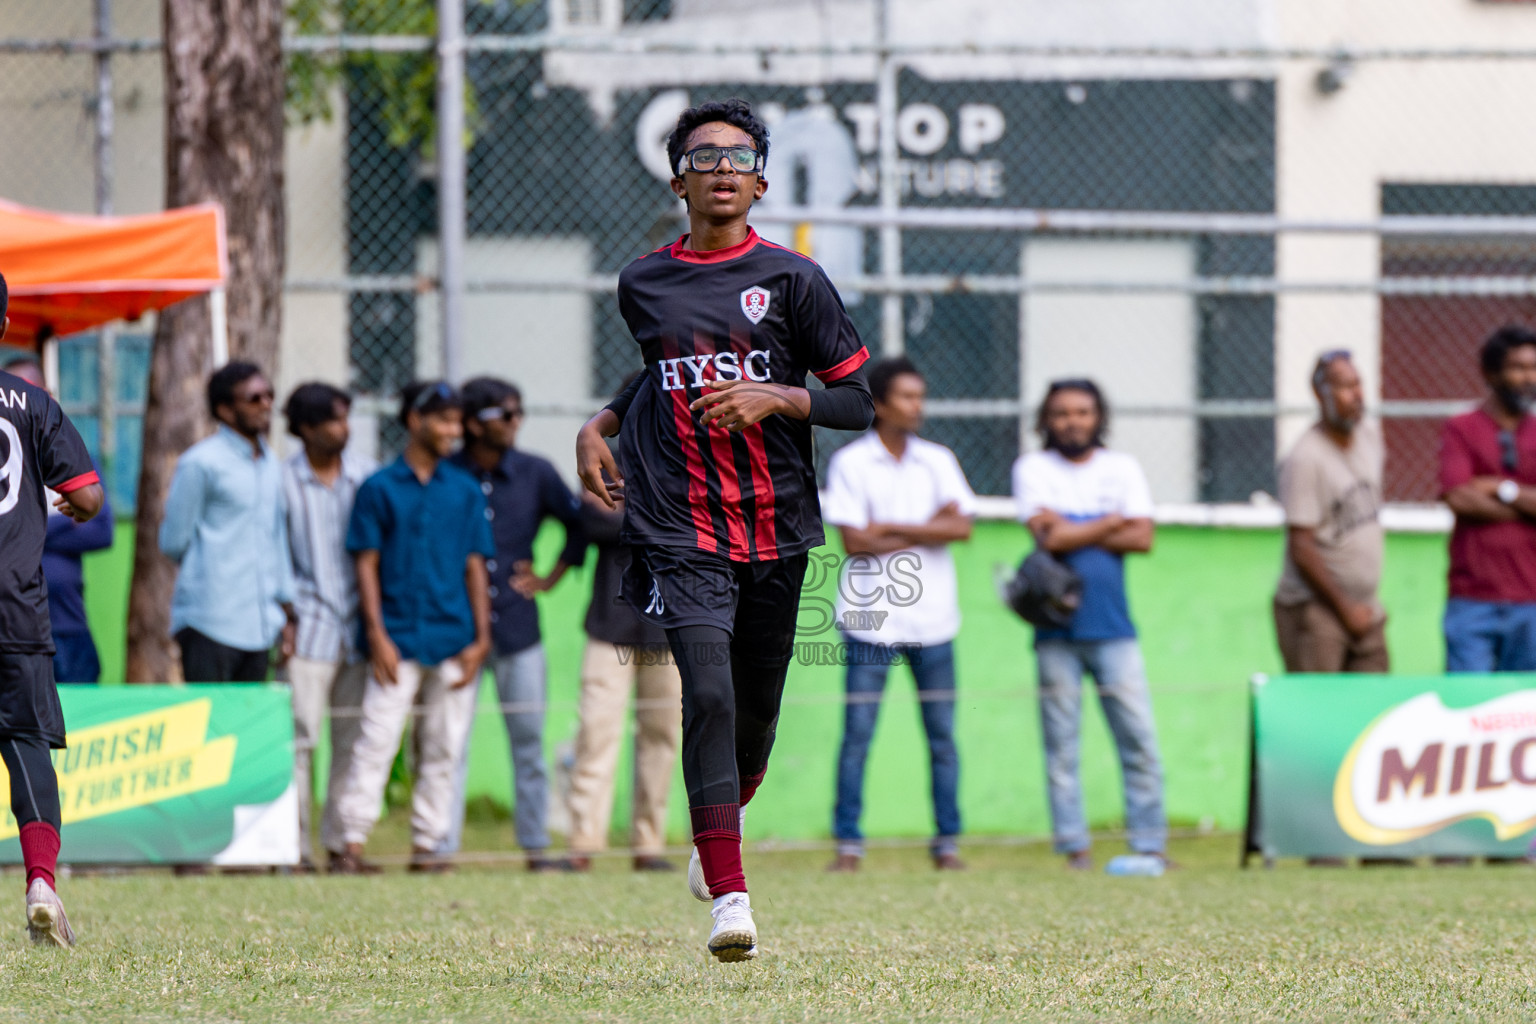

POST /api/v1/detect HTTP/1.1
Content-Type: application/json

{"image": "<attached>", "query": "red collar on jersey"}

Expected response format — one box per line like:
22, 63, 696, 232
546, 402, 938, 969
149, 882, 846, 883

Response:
669, 229, 761, 264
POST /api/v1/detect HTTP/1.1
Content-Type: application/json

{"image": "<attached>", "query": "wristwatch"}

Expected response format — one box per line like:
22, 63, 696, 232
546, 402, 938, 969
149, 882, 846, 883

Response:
1498, 479, 1520, 504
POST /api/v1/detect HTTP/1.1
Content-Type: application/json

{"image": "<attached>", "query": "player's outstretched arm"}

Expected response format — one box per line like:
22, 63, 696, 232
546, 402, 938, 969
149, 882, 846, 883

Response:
52, 483, 104, 524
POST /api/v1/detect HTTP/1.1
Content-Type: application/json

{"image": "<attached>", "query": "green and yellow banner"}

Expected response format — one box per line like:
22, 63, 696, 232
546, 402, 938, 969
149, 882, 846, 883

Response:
0, 685, 295, 865
1250, 674, 1536, 859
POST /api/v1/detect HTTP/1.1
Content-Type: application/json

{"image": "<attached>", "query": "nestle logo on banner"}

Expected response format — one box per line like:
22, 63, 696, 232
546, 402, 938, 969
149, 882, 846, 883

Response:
1334, 691, 1536, 844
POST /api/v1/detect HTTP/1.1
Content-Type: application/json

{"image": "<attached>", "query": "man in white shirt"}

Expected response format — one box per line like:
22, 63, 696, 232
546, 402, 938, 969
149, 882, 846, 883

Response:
1013, 378, 1168, 870
822, 357, 976, 872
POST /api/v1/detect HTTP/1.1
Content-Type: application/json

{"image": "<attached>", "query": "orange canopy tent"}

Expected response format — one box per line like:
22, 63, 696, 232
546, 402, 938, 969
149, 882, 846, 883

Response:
0, 198, 226, 347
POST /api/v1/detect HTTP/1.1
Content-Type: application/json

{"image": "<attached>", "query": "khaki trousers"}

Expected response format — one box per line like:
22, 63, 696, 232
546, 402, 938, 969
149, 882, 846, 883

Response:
334, 659, 479, 851
566, 639, 682, 855
1273, 598, 1390, 674
285, 656, 367, 860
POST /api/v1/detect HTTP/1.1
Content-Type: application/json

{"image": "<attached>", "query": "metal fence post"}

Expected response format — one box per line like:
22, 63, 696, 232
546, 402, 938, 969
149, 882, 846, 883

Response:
875, 0, 903, 356
93, 0, 116, 470
437, 0, 467, 384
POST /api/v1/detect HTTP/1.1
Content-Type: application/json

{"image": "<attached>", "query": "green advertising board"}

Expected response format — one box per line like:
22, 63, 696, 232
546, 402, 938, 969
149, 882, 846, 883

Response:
0, 685, 295, 865
1249, 674, 1536, 860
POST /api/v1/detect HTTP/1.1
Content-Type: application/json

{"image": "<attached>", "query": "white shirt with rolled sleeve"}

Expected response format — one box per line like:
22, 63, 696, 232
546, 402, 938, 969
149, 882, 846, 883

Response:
822, 431, 978, 646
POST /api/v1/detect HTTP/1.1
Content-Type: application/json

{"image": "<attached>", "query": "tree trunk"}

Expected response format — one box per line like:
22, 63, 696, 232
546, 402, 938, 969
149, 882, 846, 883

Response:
125, 0, 286, 682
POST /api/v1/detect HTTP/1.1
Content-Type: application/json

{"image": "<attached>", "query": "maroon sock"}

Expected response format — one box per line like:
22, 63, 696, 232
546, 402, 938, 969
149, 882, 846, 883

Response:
19, 822, 59, 890
739, 769, 766, 807
691, 803, 745, 897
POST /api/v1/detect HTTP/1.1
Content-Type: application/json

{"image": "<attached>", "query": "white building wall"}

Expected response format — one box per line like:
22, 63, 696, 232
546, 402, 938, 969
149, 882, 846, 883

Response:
1272, 0, 1536, 457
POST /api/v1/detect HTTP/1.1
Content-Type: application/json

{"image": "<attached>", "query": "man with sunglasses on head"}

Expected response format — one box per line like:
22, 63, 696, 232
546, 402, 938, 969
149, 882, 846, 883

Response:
1440, 325, 1536, 673
576, 98, 873, 962
161, 362, 297, 684
1273, 350, 1388, 675
330, 380, 494, 874
439, 376, 586, 872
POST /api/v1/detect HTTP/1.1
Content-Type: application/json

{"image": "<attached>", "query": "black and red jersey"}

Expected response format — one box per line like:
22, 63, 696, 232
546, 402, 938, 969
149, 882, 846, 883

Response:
615, 229, 869, 562
0, 370, 99, 654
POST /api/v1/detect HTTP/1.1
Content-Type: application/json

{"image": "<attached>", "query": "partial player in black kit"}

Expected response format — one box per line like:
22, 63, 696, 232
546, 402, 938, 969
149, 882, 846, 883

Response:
575, 98, 874, 963
0, 272, 105, 947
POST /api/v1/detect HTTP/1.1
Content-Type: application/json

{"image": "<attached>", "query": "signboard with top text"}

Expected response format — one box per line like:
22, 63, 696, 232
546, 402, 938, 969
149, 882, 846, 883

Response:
0, 685, 296, 865
1248, 674, 1536, 860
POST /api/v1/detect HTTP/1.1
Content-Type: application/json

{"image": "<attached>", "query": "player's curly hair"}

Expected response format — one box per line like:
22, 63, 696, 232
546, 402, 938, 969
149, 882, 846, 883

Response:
665, 98, 770, 178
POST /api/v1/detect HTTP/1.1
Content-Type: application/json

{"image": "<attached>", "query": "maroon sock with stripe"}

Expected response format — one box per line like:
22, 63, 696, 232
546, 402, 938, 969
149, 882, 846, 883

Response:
19, 822, 59, 890
691, 803, 745, 896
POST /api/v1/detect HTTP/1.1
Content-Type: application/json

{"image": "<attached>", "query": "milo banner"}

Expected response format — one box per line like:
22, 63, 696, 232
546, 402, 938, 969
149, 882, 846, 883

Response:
0, 685, 296, 865
1248, 674, 1536, 859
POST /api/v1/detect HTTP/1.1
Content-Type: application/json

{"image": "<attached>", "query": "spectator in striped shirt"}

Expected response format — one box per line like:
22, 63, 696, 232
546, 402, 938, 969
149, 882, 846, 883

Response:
280, 383, 374, 872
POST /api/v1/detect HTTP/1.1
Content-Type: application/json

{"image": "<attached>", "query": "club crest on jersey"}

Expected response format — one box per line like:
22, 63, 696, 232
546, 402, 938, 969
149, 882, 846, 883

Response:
740, 286, 770, 325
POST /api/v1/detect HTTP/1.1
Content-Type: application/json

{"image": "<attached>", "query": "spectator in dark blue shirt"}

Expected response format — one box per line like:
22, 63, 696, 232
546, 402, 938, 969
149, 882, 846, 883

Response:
43, 466, 113, 684
439, 377, 587, 871
3, 358, 114, 684
330, 380, 494, 874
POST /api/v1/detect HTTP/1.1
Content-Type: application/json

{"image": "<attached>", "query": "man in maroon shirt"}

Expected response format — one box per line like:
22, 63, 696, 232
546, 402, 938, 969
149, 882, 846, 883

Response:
1440, 325, 1536, 671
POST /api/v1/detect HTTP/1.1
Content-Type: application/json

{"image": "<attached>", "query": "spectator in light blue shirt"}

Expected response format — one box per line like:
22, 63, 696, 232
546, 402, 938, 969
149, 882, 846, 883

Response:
160, 362, 295, 683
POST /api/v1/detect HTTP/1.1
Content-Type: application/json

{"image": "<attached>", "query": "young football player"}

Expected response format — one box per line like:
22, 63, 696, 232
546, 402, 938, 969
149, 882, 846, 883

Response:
576, 98, 874, 962
0, 272, 105, 946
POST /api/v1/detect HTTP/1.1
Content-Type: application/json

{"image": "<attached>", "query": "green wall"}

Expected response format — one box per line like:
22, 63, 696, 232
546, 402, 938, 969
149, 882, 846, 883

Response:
80, 521, 1451, 845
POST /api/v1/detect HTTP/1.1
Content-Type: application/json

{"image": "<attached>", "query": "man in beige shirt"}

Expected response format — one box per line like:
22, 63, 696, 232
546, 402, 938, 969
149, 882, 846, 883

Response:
1273, 351, 1388, 673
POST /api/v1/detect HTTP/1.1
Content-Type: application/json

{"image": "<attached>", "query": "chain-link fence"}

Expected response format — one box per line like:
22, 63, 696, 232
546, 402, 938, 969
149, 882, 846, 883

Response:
8, 2, 1536, 509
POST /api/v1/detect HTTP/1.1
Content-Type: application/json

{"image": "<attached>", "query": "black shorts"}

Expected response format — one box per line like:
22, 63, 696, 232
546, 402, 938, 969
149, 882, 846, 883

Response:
624, 545, 808, 643
0, 653, 66, 749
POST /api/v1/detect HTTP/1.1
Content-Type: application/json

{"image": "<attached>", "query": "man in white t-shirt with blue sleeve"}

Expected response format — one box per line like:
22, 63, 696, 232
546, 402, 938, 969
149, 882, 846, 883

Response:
1012, 378, 1168, 870
822, 357, 976, 872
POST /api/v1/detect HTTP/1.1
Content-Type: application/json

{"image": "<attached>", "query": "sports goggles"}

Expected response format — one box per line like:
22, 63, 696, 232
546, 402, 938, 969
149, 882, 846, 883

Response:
677, 146, 764, 175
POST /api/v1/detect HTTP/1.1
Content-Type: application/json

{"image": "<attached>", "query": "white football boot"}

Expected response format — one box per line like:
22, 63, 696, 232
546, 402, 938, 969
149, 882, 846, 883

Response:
688, 805, 747, 902
707, 892, 758, 962
26, 878, 75, 948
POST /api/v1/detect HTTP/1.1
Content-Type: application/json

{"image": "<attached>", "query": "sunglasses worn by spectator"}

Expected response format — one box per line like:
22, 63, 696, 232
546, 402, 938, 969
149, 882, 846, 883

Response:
677, 146, 763, 175
237, 388, 275, 405
1501, 430, 1519, 474
476, 405, 524, 423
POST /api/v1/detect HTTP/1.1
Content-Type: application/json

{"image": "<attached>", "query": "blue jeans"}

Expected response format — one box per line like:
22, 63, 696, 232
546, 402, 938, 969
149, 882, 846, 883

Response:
833, 638, 960, 853
439, 644, 549, 854
1443, 598, 1536, 672
51, 631, 101, 684
1035, 638, 1166, 855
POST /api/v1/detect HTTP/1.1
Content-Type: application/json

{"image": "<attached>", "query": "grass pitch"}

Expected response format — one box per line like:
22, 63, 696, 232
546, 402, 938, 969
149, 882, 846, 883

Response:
3, 824, 1535, 1023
